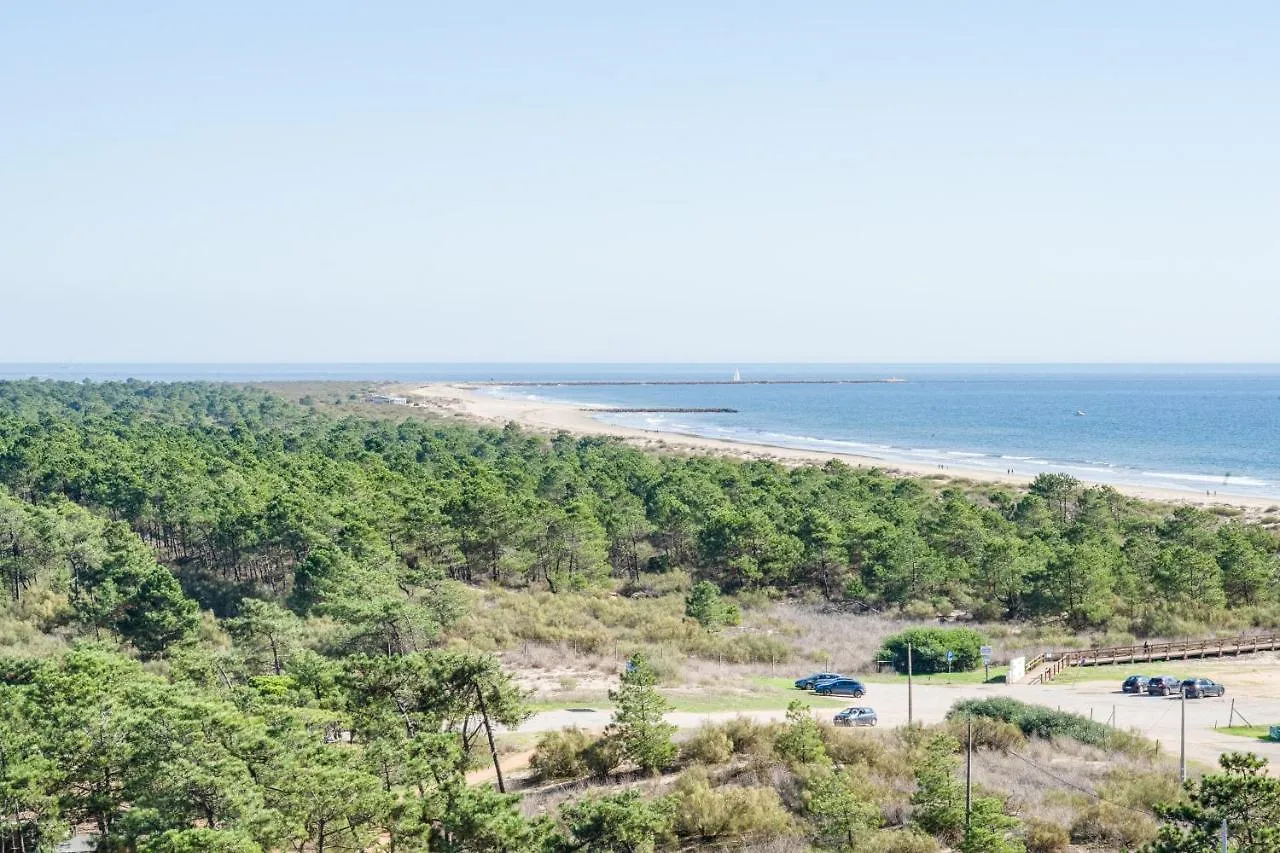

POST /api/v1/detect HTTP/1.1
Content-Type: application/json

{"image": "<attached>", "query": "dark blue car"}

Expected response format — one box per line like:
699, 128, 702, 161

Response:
794, 672, 843, 690
814, 678, 866, 698
1181, 678, 1226, 698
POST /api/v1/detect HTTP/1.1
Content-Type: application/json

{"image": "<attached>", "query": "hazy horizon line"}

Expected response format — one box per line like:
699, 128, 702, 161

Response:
3, 360, 1280, 367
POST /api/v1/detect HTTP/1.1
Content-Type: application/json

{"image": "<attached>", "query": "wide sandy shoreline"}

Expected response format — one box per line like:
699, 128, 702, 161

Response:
402, 382, 1277, 514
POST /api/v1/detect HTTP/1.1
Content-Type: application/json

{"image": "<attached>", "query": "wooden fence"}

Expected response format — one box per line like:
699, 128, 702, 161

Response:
1027, 632, 1280, 685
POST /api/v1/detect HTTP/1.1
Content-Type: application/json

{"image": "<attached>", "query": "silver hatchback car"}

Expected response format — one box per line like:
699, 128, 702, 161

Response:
833, 706, 878, 727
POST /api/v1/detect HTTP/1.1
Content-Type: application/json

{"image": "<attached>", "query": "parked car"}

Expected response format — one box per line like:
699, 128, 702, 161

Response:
1122, 675, 1150, 694
833, 707, 878, 727
814, 678, 866, 698
1146, 675, 1182, 696
1181, 678, 1226, 698
794, 672, 844, 690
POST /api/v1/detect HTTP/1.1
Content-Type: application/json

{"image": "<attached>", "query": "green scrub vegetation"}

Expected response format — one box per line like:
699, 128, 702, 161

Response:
1, 379, 1279, 850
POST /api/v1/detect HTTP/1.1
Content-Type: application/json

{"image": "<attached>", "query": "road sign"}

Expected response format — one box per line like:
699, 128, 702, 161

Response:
946, 650, 955, 662
980, 645, 993, 659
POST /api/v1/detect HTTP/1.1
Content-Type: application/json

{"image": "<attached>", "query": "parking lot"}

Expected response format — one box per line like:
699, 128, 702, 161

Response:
518, 659, 1280, 771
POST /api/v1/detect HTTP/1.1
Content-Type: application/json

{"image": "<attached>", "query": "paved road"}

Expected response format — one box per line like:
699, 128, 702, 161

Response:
514, 682, 1280, 770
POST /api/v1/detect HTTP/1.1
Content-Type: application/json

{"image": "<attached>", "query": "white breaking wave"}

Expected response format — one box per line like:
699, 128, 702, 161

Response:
589, 411, 1276, 498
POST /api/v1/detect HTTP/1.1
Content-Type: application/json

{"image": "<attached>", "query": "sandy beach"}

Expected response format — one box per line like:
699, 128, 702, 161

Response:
403, 383, 1277, 515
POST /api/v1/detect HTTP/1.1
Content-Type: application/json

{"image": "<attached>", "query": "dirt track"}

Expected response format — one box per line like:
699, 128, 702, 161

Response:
513, 681, 1280, 770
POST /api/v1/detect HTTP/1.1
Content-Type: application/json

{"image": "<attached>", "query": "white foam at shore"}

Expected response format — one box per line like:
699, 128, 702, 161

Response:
478, 384, 1279, 500
592, 413, 1278, 499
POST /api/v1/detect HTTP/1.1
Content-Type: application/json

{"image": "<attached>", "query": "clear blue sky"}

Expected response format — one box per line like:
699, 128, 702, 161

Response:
3, 3, 1277, 363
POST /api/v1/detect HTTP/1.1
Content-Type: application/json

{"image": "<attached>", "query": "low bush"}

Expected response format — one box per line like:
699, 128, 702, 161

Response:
1098, 766, 1182, 812
529, 727, 594, 780
775, 701, 829, 765
880, 627, 985, 674
685, 581, 741, 630
1023, 818, 1070, 853
680, 724, 734, 765
857, 827, 940, 853
582, 734, 625, 781
670, 767, 794, 842
719, 716, 778, 758
944, 716, 1026, 753
560, 789, 676, 852
1069, 801, 1156, 849
946, 697, 1148, 753
818, 724, 893, 773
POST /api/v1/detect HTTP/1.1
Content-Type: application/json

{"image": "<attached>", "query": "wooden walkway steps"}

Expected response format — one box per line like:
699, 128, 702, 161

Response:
1026, 633, 1280, 685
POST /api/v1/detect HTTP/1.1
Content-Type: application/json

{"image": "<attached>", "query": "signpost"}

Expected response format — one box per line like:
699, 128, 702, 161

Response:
980, 645, 993, 681
907, 642, 914, 727
946, 649, 955, 674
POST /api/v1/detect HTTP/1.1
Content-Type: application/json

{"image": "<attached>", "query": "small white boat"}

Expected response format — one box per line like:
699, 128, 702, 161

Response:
732, 369, 741, 382
1075, 410, 1086, 416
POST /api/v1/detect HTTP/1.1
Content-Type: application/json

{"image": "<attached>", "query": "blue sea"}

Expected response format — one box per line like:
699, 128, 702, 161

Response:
3, 363, 1279, 500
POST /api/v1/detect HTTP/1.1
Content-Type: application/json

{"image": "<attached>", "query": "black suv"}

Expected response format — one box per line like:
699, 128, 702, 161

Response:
1181, 678, 1226, 698
1121, 675, 1150, 694
1146, 675, 1182, 696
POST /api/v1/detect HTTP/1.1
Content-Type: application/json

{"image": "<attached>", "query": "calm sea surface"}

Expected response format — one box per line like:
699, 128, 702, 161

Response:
3, 364, 1279, 499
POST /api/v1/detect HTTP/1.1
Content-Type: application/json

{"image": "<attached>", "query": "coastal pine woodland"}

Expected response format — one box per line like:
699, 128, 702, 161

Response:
2, 380, 1279, 852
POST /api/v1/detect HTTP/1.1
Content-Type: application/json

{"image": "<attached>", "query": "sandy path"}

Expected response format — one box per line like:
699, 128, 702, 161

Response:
404, 382, 1275, 513
508, 682, 1280, 770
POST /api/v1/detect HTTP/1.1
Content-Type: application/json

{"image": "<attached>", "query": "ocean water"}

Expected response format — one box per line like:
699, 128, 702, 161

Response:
2, 364, 1278, 500
480, 365, 1280, 501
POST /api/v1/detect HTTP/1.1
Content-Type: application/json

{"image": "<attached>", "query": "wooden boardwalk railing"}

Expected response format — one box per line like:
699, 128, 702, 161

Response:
1028, 632, 1280, 685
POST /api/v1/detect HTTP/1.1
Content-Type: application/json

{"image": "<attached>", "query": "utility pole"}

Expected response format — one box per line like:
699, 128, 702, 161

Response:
1179, 685, 1188, 784
907, 641, 914, 728
965, 717, 973, 832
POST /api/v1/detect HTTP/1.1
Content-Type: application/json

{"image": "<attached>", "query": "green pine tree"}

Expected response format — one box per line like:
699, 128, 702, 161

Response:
607, 655, 677, 774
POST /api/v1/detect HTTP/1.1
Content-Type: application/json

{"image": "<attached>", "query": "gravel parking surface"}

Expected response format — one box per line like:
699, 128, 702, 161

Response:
514, 680, 1280, 769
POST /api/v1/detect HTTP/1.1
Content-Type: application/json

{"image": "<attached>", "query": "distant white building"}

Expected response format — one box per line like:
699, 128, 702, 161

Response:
57, 836, 98, 853
369, 394, 409, 405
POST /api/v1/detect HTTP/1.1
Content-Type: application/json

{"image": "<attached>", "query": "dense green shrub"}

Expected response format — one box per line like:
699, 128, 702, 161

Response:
560, 789, 675, 852
857, 828, 940, 853
947, 697, 1142, 751
680, 724, 733, 765
1069, 801, 1156, 849
670, 768, 793, 842
583, 734, 625, 781
719, 716, 778, 757
880, 627, 985, 674
818, 724, 893, 773
1098, 766, 1182, 812
910, 732, 964, 843
1147, 753, 1280, 851
802, 764, 884, 848
775, 701, 829, 766
944, 715, 1027, 752
1023, 818, 1070, 853
960, 797, 1022, 853
529, 727, 594, 780
684, 581, 740, 630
